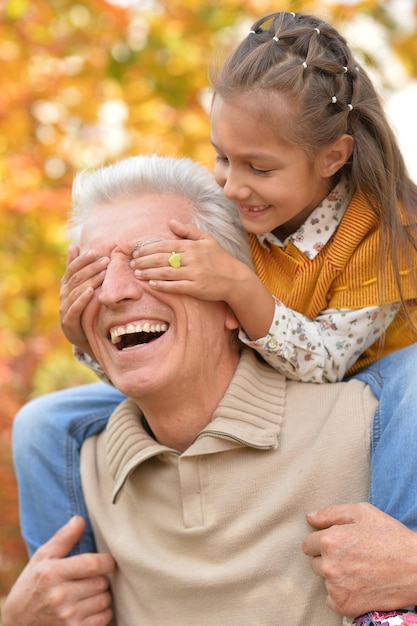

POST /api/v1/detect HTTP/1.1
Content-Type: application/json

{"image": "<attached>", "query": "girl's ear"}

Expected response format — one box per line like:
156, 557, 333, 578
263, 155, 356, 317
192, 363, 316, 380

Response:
319, 134, 354, 177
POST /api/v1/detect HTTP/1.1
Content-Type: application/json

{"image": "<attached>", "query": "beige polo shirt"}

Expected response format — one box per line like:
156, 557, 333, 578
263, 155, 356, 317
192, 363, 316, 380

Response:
81, 349, 376, 625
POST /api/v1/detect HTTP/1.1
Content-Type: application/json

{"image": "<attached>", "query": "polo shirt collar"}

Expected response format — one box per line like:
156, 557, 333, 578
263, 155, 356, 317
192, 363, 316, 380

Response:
105, 349, 285, 501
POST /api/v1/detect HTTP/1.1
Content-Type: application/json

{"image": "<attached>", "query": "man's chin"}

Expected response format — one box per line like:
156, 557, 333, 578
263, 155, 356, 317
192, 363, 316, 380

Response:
109, 370, 161, 400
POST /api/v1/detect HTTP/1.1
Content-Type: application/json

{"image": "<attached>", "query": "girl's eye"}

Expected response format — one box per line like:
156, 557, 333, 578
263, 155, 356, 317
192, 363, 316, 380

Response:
215, 155, 229, 164
251, 166, 271, 176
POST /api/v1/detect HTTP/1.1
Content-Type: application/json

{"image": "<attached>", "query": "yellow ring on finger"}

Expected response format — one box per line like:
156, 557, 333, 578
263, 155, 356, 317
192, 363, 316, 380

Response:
168, 251, 181, 268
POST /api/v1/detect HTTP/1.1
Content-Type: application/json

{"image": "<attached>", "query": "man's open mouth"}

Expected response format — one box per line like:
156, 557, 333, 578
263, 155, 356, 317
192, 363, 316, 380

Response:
110, 321, 168, 350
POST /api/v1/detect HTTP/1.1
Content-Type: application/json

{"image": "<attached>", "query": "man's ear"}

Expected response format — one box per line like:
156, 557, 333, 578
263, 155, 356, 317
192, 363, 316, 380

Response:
319, 134, 354, 177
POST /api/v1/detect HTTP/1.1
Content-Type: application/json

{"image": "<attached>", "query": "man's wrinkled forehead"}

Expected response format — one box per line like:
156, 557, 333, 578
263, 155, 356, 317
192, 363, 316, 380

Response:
79, 194, 189, 253
81, 231, 169, 258
80, 225, 170, 256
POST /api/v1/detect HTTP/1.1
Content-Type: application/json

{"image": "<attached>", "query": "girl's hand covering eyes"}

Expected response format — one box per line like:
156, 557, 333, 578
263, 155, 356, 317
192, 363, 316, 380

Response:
131, 219, 275, 342
130, 219, 246, 303
59, 245, 109, 358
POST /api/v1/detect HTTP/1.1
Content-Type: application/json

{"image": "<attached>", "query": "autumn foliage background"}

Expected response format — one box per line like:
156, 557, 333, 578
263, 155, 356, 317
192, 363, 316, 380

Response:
1, 0, 417, 608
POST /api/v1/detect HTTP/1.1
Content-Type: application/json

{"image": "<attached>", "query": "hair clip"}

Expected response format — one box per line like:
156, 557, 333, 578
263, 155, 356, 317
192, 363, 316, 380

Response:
289, 12, 296, 17
343, 66, 348, 73
331, 96, 337, 104
314, 28, 320, 35
347, 103, 353, 111
302, 61, 308, 69
273, 35, 280, 43
249, 30, 256, 34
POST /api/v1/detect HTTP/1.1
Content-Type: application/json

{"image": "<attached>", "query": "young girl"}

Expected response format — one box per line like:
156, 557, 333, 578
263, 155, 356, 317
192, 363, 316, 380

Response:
13, 11, 417, 625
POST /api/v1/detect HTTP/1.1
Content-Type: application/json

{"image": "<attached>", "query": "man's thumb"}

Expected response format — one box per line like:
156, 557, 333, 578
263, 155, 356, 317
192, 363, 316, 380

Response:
33, 515, 86, 561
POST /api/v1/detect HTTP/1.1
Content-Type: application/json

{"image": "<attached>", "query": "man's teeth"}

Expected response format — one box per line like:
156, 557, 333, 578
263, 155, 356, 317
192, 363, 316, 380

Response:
110, 322, 168, 344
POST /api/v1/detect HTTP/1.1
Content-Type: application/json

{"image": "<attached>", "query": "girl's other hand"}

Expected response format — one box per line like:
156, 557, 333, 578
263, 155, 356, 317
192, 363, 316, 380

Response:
60, 245, 109, 357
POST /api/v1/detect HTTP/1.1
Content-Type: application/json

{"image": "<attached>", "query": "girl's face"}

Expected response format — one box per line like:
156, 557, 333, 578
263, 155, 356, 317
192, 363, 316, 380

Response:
210, 95, 333, 240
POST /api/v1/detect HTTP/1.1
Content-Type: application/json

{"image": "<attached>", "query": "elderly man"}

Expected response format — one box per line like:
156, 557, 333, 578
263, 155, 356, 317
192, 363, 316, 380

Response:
3, 155, 379, 625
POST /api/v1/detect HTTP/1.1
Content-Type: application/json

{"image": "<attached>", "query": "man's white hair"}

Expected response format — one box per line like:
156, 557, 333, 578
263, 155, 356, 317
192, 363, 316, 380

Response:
68, 154, 253, 269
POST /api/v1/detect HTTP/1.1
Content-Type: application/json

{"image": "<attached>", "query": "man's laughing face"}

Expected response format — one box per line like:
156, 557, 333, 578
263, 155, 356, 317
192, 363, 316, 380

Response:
78, 193, 238, 403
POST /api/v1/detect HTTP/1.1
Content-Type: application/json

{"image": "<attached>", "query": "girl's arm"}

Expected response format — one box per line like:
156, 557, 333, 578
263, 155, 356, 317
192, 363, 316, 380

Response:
131, 221, 399, 382
243, 300, 399, 382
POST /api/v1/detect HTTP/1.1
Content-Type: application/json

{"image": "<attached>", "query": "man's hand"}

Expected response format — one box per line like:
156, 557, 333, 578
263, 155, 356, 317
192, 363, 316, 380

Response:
1, 516, 115, 626
302, 502, 417, 617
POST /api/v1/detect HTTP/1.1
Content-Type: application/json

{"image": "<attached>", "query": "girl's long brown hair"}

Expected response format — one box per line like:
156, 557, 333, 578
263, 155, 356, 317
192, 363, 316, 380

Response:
210, 11, 417, 323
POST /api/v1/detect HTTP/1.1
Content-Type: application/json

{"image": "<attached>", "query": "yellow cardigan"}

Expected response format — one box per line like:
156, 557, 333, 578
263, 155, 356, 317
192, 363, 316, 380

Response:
249, 191, 417, 375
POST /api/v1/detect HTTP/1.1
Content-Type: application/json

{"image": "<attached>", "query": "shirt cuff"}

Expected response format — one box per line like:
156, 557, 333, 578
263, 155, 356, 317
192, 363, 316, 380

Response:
73, 347, 113, 385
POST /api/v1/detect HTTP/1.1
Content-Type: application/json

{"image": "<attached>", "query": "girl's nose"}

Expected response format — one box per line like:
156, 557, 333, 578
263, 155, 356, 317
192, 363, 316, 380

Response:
99, 257, 144, 306
222, 169, 251, 201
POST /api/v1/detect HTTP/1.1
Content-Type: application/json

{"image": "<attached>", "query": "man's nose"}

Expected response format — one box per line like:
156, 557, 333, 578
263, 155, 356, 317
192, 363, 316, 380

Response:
99, 257, 144, 306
